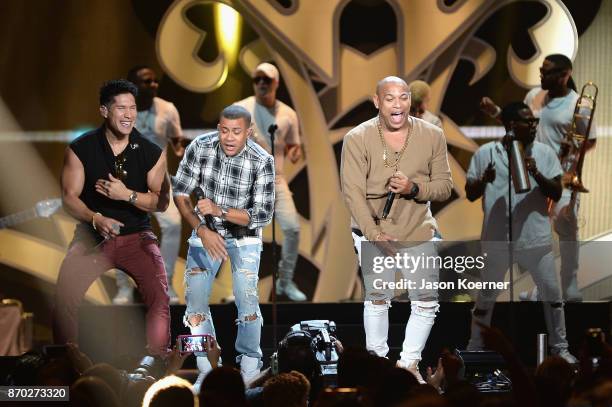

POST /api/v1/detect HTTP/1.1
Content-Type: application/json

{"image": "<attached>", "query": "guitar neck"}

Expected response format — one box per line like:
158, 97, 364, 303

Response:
0, 208, 38, 229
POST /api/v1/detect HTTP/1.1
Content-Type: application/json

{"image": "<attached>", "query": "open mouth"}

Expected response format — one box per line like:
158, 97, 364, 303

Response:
390, 112, 405, 124
120, 121, 132, 129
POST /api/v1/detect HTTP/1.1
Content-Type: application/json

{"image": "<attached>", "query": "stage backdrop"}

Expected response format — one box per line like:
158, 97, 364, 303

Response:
1, 1, 610, 313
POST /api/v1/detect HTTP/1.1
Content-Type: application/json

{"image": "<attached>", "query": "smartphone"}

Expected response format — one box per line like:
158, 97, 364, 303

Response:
177, 334, 210, 354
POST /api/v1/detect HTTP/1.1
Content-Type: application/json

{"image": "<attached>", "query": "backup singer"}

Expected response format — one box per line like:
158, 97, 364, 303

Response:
481, 54, 596, 301
341, 76, 452, 382
111, 65, 186, 305
234, 62, 306, 301
465, 102, 576, 364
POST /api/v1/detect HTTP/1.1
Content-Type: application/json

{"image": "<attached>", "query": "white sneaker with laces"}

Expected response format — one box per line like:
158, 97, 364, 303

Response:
276, 280, 307, 301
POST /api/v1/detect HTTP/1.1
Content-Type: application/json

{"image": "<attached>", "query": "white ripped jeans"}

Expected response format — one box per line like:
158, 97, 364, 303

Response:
352, 232, 440, 363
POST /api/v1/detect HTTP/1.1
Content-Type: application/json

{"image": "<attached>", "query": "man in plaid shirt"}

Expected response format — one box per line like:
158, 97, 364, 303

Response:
173, 105, 275, 389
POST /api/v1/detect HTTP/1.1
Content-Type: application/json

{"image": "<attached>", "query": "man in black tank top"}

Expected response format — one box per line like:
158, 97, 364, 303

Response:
53, 79, 171, 357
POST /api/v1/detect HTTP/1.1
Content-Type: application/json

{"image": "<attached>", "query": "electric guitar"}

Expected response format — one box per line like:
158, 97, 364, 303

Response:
0, 199, 62, 229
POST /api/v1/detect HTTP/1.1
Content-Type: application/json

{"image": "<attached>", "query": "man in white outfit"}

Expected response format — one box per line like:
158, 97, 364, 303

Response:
234, 62, 306, 301
113, 65, 185, 304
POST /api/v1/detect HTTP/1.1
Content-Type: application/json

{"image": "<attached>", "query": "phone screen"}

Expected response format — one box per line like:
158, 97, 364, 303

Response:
178, 334, 208, 354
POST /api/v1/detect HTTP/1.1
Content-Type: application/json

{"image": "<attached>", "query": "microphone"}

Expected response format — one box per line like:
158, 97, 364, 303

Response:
381, 191, 395, 220
193, 187, 217, 231
267, 124, 278, 136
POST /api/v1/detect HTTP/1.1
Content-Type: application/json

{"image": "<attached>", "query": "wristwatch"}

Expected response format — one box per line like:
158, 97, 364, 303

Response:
128, 191, 138, 205
220, 207, 229, 219
407, 183, 419, 199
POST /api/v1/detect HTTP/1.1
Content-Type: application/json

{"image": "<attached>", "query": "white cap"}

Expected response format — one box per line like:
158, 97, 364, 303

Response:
254, 62, 279, 81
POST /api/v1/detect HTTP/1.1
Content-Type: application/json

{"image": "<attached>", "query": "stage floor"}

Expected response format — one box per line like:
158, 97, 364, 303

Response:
79, 301, 610, 370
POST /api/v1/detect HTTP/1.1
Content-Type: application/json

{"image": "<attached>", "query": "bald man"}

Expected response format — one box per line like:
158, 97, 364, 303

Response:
341, 76, 452, 382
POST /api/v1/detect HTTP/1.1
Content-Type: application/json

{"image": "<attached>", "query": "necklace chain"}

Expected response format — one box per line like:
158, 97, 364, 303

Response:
377, 116, 412, 168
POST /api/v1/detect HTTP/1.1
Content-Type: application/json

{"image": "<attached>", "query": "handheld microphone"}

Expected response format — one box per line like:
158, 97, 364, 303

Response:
381, 191, 395, 220
193, 187, 217, 231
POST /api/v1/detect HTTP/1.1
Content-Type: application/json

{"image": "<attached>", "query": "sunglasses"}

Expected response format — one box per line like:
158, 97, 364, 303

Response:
516, 118, 539, 129
539, 67, 566, 77
253, 76, 273, 85
114, 152, 128, 181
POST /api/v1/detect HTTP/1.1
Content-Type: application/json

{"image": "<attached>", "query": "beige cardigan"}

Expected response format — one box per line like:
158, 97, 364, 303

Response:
341, 117, 453, 241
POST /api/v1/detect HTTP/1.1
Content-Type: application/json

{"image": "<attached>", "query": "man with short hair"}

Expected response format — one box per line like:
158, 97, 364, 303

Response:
54, 79, 170, 356
112, 66, 185, 304
263, 371, 310, 407
408, 80, 442, 128
234, 62, 306, 301
341, 76, 452, 382
465, 102, 576, 364
173, 105, 275, 389
480, 54, 596, 301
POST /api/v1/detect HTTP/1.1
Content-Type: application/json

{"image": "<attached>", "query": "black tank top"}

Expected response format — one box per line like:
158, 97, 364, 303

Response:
69, 126, 162, 239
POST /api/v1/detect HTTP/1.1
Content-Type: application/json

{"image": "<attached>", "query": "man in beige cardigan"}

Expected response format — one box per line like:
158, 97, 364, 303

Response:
341, 76, 452, 382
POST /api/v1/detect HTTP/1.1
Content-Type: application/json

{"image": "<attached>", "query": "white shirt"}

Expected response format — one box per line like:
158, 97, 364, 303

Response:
467, 140, 562, 249
135, 97, 183, 150
524, 87, 596, 156
234, 96, 301, 177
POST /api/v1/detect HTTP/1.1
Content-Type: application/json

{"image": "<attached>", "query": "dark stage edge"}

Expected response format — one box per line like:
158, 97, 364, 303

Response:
79, 302, 611, 370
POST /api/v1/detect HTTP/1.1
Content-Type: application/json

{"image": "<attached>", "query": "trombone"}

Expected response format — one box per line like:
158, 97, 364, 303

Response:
559, 81, 598, 211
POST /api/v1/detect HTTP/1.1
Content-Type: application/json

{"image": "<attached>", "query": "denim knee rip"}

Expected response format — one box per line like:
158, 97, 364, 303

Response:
183, 266, 214, 328
411, 301, 440, 317
183, 310, 212, 328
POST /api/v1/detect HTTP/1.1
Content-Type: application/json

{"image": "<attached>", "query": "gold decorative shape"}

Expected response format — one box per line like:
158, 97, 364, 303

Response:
156, 0, 228, 92
508, 0, 578, 88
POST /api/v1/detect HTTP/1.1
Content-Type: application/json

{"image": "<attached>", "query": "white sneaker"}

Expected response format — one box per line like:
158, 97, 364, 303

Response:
276, 280, 307, 301
168, 286, 180, 305
552, 348, 578, 365
221, 295, 235, 304
519, 287, 539, 301
112, 287, 134, 304
397, 359, 426, 384
240, 355, 261, 383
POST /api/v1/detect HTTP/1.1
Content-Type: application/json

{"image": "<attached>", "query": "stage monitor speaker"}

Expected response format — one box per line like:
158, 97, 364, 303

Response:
454, 349, 511, 393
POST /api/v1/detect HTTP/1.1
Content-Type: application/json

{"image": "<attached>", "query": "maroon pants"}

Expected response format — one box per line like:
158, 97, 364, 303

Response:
53, 230, 170, 356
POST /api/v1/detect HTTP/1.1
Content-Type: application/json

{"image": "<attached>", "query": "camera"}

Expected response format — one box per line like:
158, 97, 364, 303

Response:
289, 320, 339, 384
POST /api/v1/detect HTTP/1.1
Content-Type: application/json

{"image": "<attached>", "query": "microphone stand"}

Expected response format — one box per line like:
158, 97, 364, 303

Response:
268, 124, 279, 346
503, 133, 516, 347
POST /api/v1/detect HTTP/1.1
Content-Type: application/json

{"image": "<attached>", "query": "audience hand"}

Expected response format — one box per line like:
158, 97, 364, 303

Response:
205, 336, 222, 369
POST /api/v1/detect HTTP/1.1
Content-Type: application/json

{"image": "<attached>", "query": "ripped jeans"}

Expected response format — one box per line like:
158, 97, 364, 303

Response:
352, 232, 440, 363
184, 235, 263, 366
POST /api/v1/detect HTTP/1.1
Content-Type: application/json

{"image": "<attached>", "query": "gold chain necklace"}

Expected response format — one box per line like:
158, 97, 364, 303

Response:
377, 116, 412, 168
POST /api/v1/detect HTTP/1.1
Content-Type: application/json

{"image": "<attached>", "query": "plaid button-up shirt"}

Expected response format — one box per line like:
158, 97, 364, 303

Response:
173, 132, 275, 238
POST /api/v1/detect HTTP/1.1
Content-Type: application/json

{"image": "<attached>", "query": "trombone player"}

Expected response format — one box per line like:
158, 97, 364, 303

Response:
481, 54, 597, 301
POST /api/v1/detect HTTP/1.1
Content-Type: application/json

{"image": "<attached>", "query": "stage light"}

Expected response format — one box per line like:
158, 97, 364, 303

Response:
214, 3, 242, 69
